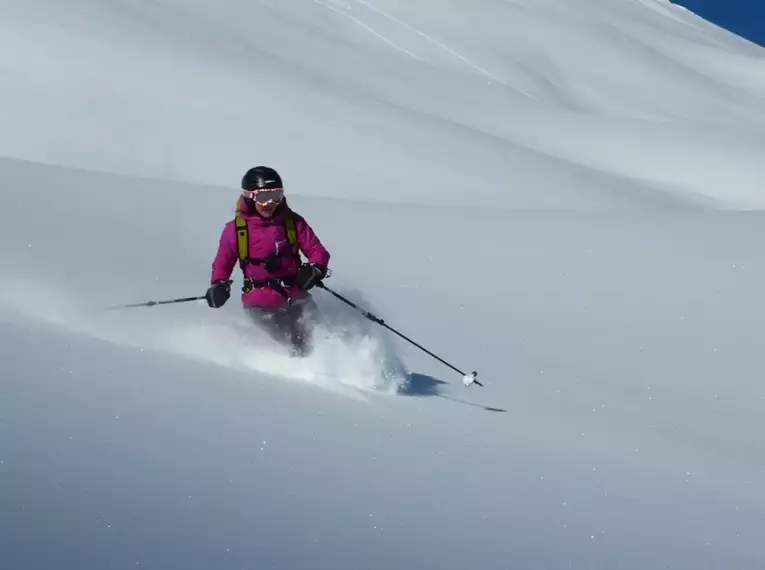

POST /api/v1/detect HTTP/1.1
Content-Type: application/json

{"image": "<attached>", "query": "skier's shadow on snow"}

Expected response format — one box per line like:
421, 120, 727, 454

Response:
399, 373, 507, 413
398, 373, 447, 396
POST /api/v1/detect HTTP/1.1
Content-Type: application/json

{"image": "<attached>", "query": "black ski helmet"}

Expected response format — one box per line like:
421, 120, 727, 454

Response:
241, 166, 283, 191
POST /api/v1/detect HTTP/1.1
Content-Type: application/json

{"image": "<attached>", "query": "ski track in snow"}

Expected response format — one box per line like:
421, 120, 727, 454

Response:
313, 0, 427, 62
354, 0, 536, 97
317, 0, 536, 98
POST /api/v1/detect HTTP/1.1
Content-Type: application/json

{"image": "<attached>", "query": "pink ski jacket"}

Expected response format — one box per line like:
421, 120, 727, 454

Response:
210, 199, 330, 308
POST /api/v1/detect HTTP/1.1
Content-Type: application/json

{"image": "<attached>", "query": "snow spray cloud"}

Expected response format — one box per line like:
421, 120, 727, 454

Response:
0, 279, 407, 398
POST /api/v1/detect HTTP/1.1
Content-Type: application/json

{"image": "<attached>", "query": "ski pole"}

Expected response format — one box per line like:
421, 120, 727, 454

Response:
104, 295, 206, 310
105, 281, 232, 311
317, 283, 481, 387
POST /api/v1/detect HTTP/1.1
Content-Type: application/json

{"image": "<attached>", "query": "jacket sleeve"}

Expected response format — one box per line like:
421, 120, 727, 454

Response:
210, 221, 239, 283
296, 215, 330, 267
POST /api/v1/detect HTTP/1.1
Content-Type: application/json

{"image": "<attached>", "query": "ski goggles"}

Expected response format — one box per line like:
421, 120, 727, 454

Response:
242, 188, 284, 204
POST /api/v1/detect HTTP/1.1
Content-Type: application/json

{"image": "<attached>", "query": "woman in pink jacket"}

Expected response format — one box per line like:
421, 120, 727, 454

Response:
206, 166, 331, 355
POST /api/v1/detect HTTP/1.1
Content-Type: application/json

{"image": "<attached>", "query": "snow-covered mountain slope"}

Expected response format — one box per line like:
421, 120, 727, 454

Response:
2, 1, 764, 569
2, 0, 765, 208
2, 157, 764, 570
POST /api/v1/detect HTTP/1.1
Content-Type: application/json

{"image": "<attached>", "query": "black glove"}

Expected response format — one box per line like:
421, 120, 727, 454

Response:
205, 280, 231, 308
296, 263, 327, 290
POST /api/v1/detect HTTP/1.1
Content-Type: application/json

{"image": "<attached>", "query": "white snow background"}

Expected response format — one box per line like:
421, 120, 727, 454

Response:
1, 1, 764, 569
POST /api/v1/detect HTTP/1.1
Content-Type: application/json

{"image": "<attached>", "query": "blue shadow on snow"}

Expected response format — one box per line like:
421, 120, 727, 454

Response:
399, 373, 507, 413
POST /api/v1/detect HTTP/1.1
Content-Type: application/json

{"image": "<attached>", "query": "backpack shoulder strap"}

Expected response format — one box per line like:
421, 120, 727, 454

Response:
234, 198, 249, 266
284, 208, 299, 257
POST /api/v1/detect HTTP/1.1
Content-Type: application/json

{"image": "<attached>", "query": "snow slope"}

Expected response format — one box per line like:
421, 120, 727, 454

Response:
2, 1, 764, 569
2, 0, 765, 208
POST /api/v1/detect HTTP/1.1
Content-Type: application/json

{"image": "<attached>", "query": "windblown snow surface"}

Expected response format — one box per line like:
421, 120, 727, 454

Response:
1, 1, 764, 569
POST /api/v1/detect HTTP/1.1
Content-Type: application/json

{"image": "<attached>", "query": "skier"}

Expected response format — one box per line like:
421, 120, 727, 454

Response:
205, 166, 330, 355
